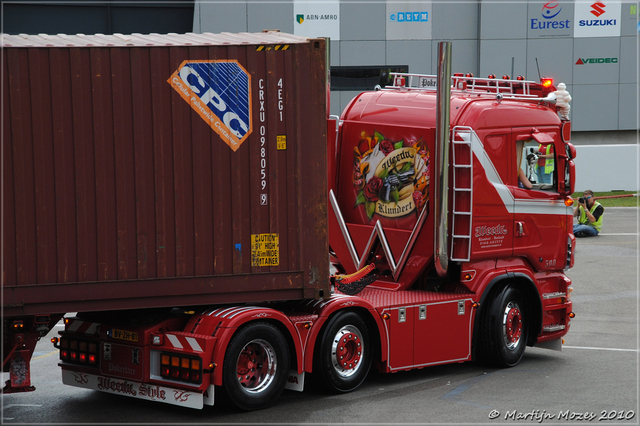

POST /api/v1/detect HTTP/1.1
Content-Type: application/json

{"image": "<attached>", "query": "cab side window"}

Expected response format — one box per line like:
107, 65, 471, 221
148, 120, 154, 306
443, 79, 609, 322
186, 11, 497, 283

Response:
519, 139, 556, 191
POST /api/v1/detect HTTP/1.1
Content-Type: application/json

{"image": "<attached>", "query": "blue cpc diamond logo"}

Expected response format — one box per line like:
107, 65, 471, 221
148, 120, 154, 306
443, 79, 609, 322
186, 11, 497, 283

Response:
169, 60, 252, 151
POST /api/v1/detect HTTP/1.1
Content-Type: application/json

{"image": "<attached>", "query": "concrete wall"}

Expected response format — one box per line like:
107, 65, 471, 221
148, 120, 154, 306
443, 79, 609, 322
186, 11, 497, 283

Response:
573, 144, 639, 192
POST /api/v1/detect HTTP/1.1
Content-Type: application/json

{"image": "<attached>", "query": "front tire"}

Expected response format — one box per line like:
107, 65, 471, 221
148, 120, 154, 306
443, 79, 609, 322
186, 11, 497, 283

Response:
477, 284, 528, 368
315, 311, 372, 393
223, 322, 290, 411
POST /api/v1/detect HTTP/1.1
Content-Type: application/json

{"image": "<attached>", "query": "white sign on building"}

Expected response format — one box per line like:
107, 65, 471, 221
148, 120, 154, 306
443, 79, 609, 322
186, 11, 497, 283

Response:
574, 1, 621, 37
293, 1, 340, 40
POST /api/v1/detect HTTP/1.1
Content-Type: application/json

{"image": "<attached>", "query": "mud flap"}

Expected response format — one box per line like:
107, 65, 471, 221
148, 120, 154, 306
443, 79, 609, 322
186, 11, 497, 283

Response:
9, 350, 33, 391
203, 384, 214, 406
285, 370, 304, 392
535, 338, 563, 351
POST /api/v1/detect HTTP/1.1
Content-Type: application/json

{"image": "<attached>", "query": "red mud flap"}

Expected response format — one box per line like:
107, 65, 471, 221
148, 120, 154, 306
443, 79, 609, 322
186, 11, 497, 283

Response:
61, 369, 214, 409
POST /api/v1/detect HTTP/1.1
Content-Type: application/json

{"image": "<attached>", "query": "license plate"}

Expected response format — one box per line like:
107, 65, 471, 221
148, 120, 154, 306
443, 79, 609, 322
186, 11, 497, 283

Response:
111, 328, 138, 342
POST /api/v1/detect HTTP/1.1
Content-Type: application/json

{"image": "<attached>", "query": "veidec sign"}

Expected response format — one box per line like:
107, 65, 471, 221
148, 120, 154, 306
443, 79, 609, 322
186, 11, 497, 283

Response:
575, 57, 618, 64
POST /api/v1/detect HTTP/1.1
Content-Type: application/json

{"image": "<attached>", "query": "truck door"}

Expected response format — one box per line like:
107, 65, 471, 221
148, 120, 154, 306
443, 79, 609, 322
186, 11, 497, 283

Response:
465, 128, 514, 261
510, 128, 568, 271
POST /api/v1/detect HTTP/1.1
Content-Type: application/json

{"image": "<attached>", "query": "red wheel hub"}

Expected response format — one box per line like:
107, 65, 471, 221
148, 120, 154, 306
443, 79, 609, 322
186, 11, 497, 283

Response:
505, 307, 522, 344
336, 333, 361, 370
235, 341, 276, 391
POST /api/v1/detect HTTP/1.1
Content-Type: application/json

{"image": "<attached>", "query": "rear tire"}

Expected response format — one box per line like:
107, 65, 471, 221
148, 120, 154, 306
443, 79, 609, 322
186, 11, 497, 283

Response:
315, 311, 372, 393
223, 322, 289, 411
477, 284, 528, 368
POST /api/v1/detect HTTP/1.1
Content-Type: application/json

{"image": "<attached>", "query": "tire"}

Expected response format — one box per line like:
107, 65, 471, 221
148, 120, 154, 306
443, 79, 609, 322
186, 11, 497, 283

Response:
222, 322, 290, 411
477, 284, 528, 368
315, 311, 372, 393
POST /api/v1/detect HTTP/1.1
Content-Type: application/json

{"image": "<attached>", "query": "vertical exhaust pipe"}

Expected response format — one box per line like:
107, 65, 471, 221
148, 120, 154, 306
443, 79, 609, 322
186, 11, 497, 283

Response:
434, 41, 452, 278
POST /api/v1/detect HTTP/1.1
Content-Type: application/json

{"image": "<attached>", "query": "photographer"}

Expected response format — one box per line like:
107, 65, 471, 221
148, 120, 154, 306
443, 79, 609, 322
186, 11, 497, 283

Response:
573, 190, 604, 237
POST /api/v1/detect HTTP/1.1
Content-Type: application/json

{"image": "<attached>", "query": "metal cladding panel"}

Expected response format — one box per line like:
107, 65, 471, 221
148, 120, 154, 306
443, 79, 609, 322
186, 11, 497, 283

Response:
2, 33, 329, 316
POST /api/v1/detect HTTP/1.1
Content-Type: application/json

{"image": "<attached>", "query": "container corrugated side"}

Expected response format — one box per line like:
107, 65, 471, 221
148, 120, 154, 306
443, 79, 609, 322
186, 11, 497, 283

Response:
2, 33, 329, 316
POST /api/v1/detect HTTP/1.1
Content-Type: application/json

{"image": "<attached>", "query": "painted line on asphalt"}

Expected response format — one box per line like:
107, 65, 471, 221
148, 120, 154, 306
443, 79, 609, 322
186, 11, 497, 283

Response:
598, 233, 638, 236
32, 349, 59, 361
441, 372, 495, 410
3, 404, 43, 421
3, 404, 42, 408
563, 345, 637, 352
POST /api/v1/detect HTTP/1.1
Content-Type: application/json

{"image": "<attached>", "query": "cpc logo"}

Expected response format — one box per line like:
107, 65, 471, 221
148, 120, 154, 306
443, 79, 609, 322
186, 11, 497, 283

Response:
590, 2, 606, 17
541, 2, 562, 19
169, 60, 252, 151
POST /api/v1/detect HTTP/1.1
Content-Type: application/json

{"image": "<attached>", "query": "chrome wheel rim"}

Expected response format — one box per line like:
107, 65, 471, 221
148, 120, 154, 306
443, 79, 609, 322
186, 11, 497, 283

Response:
331, 325, 364, 378
502, 301, 523, 350
236, 339, 277, 394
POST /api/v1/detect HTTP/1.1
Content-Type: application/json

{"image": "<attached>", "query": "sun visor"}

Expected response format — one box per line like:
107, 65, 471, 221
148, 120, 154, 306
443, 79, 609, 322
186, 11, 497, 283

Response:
515, 132, 555, 144
531, 132, 555, 144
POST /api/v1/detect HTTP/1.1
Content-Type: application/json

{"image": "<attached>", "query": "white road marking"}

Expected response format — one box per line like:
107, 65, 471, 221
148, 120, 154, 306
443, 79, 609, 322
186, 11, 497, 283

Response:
563, 345, 637, 352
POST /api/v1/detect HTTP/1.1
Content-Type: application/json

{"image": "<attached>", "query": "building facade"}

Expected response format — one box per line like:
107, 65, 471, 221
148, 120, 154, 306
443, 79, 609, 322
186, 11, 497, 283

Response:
193, 1, 639, 142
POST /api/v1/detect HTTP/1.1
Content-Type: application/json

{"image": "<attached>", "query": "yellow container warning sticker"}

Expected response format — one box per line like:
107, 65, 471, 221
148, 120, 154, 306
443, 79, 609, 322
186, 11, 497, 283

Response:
277, 135, 287, 150
251, 233, 279, 266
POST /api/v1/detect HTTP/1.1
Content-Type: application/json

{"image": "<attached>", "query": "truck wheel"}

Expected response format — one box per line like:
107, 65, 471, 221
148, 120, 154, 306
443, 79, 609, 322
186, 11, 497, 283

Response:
477, 285, 528, 368
315, 311, 371, 392
223, 322, 290, 411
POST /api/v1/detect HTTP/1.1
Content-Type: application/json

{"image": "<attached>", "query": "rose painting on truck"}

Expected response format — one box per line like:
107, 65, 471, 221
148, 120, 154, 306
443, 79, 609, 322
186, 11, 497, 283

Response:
353, 130, 430, 221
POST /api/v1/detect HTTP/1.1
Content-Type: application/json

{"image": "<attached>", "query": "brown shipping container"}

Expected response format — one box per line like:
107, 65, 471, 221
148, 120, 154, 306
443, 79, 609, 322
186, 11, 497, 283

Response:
2, 32, 329, 316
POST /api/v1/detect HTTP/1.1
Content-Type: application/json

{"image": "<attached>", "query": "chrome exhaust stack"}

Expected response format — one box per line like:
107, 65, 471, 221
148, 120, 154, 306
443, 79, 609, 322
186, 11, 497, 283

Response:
434, 41, 452, 278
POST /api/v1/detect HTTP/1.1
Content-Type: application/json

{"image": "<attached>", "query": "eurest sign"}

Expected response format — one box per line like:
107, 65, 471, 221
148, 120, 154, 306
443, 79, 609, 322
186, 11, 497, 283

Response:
528, 2, 572, 38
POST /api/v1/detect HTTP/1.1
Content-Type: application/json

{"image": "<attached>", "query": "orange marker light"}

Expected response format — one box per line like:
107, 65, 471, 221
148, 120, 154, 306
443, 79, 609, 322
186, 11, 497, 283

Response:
542, 78, 553, 88
564, 196, 575, 207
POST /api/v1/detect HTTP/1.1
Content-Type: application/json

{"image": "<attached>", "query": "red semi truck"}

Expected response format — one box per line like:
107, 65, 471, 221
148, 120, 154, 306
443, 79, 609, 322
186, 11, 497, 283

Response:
2, 31, 576, 411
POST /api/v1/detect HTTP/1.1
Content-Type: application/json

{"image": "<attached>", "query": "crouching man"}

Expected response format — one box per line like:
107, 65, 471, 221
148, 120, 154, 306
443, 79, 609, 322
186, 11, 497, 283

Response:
573, 190, 604, 237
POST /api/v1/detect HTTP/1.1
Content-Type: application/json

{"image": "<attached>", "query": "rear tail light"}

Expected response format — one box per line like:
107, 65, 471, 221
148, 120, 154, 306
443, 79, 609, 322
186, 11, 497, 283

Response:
160, 352, 203, 385
58, 336, 99, 367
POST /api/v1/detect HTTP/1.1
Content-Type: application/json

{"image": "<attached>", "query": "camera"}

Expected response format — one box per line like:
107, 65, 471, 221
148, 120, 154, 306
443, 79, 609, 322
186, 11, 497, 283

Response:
579, 197, 585, 203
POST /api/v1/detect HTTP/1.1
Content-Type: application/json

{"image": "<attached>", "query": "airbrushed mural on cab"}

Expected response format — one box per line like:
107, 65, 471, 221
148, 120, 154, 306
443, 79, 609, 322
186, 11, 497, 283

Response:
352, 130, 430, 223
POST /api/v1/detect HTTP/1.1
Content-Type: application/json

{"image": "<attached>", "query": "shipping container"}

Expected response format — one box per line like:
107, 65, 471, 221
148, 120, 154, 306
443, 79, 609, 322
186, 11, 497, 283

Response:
2, 32, 330, 317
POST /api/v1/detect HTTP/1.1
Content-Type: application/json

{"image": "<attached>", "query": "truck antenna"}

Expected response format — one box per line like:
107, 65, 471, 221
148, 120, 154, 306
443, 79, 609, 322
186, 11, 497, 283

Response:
535, 58, 542, 81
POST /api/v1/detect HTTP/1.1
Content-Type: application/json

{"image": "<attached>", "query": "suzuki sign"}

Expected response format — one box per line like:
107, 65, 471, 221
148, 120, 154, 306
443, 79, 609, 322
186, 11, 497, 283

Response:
574, 1, 621, 37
